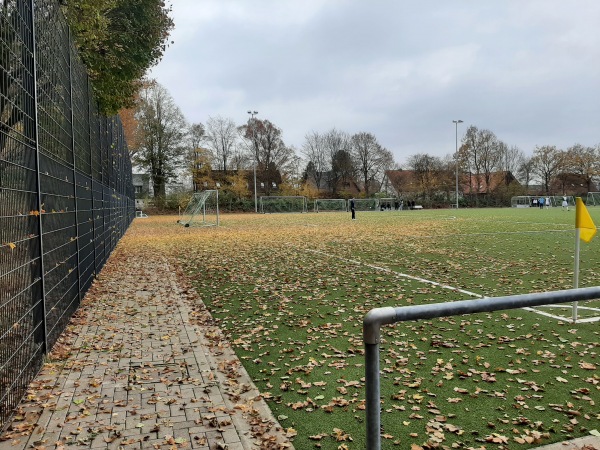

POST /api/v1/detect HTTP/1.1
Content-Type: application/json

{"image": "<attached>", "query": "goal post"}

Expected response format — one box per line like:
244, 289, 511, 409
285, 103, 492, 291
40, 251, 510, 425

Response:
378, 198, 396, 210
550, 195, 575, 207
353, 198, 379, 211
259, 196, 308, 213
511, 195, 575, 208
178, 190, 220, 227
586, 192, 600, 206
314, 198, 347, 212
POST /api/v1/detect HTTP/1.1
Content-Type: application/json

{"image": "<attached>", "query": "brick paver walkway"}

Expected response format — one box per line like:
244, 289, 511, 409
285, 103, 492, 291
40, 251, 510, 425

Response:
0, 243, 293, 449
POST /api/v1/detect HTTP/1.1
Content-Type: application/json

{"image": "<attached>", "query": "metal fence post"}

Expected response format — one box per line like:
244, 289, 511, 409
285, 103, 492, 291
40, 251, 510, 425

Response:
29, 0, 47, 353
68, 28, 82, 305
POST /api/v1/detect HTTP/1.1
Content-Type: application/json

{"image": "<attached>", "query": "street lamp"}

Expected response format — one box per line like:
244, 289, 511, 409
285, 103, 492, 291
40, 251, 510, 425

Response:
453, 120, 463, 209
248, 110, 258, 212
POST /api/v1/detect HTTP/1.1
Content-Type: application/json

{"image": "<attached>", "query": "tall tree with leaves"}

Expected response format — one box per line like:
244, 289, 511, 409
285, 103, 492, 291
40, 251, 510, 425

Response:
132, 81, 187, 198
63, 0, 174, 114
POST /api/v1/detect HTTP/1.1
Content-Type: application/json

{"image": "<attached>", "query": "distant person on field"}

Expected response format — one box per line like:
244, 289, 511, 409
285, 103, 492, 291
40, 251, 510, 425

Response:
562, 196, 569, 211
533, 198, 538, 207
545, 197, 551, 208
350, 198, 356, 220
538, 197, 544, 209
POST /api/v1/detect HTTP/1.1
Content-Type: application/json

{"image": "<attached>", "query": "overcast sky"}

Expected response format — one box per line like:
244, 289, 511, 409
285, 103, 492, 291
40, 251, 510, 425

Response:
148, 1, 600, 166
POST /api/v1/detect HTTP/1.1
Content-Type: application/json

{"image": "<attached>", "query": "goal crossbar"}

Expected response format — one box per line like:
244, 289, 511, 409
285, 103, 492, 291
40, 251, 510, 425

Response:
179, 190, 220, 227
314, 198, 347, 212
260, 196, 308, 214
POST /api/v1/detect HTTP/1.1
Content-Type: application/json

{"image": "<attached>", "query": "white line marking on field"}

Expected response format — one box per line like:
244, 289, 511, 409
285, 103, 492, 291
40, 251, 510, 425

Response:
304, 248, 483, 299
523, 306, 600, 323
303, 248, 600, 323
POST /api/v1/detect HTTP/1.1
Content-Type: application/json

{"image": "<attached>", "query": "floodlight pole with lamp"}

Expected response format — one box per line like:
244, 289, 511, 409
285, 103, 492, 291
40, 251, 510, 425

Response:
248, 110, 258, 212
453, 120, 463, 209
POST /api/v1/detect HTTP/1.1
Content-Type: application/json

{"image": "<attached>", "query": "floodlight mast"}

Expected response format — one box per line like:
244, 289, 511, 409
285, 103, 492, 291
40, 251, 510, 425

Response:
453, 120, 463, 209
248, 110, 258, 212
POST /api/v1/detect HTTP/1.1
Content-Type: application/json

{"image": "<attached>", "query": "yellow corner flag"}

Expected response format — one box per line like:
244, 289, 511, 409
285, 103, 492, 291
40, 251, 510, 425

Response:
576, 197, 597, 243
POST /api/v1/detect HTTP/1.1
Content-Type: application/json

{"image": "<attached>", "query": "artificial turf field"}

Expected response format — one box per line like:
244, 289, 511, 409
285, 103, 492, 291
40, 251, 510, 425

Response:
131, 207, 600, 449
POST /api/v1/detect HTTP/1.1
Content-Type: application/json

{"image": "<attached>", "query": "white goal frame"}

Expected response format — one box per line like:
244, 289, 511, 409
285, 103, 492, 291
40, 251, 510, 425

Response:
378, 198, 396, 211
511, 195, 574, 208
550, 195, 575, 207
353, 198, 379, 211
259, 196, 308, 214
178, 190, 220, 227
314, 198, 347, 212
586, 192, 600, 206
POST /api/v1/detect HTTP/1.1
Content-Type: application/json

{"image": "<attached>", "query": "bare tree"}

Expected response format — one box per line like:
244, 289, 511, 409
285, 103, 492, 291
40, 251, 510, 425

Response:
407, 153, 444, 199
188, 123, 205, 150
564, 143, 598, 191
531, 145, 565, 194
499, 144, 525, 181
351, 132, 388, 196
322, 129, 353, 193
239, 118, 294, 194
204, 116, 238, 172
301, 131, 329, 191
517, 156, 535, 191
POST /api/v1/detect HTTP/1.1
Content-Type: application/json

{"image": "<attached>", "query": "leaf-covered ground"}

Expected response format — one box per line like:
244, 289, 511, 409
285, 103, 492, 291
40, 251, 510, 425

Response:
132, 208, 600, 449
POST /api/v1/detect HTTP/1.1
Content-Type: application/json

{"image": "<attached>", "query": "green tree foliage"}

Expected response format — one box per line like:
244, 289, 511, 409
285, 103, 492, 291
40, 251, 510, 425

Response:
133, 81, 188, 198
63, 0, 174, 114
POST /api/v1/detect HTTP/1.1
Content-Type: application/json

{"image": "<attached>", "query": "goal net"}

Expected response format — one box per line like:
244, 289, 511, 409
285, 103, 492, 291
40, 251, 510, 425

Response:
511, 195, 575, 208
586, 192, 600, 206
353, 198, 379, 211
550, 195, 575, 207
178, 190, 219, 227
378, 198, 396, 210
314, 198, 347, 212
260, 196, 308, 213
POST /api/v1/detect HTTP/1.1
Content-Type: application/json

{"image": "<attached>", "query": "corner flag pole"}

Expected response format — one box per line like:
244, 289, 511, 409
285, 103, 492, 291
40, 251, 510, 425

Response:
573, 197, 597, 322
573, 227, 580, 322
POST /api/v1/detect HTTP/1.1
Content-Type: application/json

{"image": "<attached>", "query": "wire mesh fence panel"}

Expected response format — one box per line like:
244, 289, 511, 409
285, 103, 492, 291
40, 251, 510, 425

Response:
0, 0, 134, 426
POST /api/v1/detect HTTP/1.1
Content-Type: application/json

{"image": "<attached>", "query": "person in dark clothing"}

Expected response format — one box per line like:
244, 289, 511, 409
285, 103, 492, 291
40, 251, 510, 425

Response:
350, 198, 356, 220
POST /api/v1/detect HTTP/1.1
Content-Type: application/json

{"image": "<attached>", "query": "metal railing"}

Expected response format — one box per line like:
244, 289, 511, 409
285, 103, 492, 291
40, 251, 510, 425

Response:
0, 0, 134, 425
363, 287, 600, 450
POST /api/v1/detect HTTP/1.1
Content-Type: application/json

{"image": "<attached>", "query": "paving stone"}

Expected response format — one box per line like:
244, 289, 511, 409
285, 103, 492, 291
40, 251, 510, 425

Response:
0, 245, 294, 450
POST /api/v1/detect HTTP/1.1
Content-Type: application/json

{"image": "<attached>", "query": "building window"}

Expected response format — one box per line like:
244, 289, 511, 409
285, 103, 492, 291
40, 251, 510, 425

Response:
135, 185, 143, 194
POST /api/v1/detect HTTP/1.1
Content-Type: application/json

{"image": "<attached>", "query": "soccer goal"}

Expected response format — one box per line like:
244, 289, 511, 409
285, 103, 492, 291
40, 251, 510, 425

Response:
178, 190, 219, 227
353, 198, 379, 211
378, 198, 396, 211
550, 195, 575, 208
314, 198, 347, 212
259, 196, 308, 213
511, 196, 533, 207
586, 192, 600, 206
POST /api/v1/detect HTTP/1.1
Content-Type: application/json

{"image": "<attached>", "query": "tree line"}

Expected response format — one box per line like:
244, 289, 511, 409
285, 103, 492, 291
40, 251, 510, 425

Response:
125, 81, 600, 209
41, 2, 600, 208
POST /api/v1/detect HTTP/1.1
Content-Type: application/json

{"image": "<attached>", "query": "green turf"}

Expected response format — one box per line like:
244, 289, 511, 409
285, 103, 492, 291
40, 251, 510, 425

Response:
179, 207, 600, 449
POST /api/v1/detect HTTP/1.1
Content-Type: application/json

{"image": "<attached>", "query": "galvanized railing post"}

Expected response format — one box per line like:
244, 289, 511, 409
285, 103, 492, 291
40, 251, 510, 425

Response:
363, 287, 600, 449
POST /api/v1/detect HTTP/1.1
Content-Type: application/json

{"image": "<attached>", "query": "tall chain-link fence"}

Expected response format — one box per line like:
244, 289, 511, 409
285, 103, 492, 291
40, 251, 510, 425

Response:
0, 0, 134, 424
